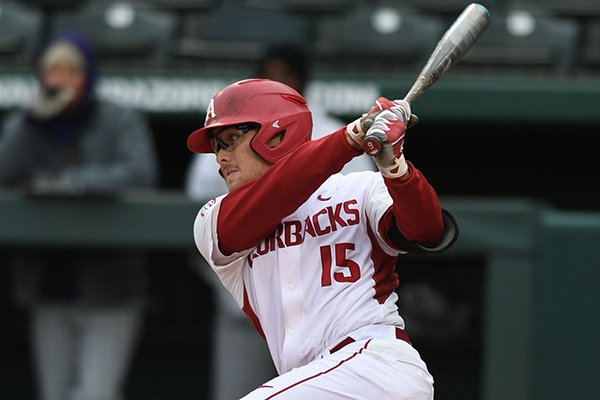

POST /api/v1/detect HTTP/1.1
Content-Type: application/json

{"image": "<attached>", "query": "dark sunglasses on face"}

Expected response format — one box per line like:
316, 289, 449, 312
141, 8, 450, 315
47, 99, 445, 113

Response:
209, 124, 259, 153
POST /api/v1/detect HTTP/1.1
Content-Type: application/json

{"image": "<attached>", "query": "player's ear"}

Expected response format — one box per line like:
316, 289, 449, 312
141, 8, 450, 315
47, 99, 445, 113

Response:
267, 131, 286, 148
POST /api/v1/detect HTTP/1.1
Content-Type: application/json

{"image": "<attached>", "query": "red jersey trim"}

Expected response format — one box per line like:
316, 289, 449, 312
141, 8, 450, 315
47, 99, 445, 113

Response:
366, 217, 399, 304
242, 286, 266, 340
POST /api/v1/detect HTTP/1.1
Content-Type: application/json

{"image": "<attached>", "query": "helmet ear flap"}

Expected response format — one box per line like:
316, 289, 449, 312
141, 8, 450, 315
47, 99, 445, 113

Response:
265, 130, 286, 149
251, 112, 311, 164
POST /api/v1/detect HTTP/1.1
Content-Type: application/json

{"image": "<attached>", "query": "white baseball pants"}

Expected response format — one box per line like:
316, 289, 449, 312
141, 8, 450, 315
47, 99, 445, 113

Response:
241, 338, 434, 400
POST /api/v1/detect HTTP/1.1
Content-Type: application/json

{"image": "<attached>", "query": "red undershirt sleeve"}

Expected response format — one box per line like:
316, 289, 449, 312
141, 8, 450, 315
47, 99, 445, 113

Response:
217, 128, 361, 255
379, 162, 445, 248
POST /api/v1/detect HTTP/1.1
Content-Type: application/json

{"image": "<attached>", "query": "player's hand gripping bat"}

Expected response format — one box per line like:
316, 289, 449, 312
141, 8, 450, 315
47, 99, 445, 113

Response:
362, 3, 491, 156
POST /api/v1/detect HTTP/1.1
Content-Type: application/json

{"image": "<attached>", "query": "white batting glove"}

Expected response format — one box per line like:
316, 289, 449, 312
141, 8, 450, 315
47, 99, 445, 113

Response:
345, 97, 402, 149
366, 100, 411, 178
346, 97, 418, 151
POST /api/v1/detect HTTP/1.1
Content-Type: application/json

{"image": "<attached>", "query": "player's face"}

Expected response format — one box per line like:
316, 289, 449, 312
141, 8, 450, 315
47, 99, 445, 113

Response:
213, 125, 271, 191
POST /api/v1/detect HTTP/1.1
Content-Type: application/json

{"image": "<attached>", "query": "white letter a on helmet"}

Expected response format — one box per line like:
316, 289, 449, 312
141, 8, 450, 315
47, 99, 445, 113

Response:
205, 99, 216, 124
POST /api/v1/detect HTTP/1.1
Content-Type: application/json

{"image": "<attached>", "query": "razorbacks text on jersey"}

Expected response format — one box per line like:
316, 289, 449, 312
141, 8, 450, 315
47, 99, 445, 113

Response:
195, 170, 417, 374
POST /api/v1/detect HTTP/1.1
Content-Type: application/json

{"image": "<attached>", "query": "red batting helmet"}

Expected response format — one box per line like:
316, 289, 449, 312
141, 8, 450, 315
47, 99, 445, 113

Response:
187, 78, 313, 164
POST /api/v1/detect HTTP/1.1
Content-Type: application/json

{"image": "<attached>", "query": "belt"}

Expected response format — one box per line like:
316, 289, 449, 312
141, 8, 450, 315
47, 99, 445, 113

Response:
330, 327, 411, 354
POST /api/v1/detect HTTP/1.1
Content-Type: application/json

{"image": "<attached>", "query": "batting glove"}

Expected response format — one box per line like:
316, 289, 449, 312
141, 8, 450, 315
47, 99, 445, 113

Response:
345, 97, 399, 148
345, 97, 417, 150
366, 99, 411, 178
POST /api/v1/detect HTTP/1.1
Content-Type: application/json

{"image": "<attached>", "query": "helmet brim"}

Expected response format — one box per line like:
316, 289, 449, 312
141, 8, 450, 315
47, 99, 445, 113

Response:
187, 126, 213, 153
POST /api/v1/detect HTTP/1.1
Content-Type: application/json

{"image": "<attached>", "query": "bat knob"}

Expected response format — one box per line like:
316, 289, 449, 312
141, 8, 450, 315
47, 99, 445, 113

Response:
362, 135, 384, 156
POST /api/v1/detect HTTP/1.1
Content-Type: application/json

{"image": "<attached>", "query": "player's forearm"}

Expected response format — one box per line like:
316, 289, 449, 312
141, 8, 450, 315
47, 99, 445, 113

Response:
384, 161, 444, 246
218, 128, 361, 255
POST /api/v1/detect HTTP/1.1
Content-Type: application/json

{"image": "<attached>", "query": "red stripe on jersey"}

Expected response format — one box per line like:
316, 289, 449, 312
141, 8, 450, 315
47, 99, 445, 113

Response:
366, 219, 399, 304
263, 339, 372, 399
242, 286, 266, 340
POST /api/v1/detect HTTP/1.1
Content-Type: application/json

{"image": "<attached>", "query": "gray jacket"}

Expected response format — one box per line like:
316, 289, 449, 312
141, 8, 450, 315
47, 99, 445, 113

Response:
0, 100, 158, 307
0, 100, 157, 192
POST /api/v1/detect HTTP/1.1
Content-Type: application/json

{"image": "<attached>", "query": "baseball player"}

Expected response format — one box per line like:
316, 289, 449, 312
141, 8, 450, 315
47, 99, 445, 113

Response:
188, 78, 457, 399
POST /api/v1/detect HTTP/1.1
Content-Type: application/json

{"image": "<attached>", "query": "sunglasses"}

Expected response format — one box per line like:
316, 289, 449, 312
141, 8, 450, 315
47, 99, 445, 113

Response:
209, 124, 259, 154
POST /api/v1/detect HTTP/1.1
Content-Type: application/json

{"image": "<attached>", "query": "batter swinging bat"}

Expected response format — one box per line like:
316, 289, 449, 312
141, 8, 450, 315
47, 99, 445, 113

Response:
362, 3, 491, 155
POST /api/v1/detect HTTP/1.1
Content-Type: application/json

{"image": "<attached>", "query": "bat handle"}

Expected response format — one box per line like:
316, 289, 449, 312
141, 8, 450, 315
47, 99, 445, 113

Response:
360, 112, 383, 156
362, 132, 384, 156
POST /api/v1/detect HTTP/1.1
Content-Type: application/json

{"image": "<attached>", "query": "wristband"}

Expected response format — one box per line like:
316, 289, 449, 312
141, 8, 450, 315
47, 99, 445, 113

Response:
378, 154, 409, 179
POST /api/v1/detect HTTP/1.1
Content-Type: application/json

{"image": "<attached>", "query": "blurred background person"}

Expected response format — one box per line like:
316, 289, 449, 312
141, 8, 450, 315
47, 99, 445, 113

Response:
256, 44, 377, 173
0, 31, 158, 400
184, 43, 376, 400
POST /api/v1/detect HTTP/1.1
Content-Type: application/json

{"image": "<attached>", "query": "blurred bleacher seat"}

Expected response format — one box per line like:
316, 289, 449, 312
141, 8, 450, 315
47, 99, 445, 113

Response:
0, 0, 595, 78
524, 0, 600, 17
139, 0, 216, 11
400, 0, 499, 16
243, 0, 357, 14
457, 5, 580, 76
18, 0, 84, 9
172, 0, 310, 73
581, 20, 600, 70
0, 1, 44, 68
312, 1, 445, 76
48, 1, 176, 69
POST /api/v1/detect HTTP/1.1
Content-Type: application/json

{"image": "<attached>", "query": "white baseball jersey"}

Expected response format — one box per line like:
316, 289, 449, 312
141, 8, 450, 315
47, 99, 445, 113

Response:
194, 170, 407, 375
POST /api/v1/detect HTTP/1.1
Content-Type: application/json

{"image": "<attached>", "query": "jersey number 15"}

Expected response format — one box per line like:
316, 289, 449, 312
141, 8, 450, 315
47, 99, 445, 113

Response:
320, 243, 361, 287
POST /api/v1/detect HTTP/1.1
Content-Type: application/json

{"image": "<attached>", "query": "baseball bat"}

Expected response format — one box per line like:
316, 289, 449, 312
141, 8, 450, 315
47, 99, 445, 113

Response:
362, 3, 491, 155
